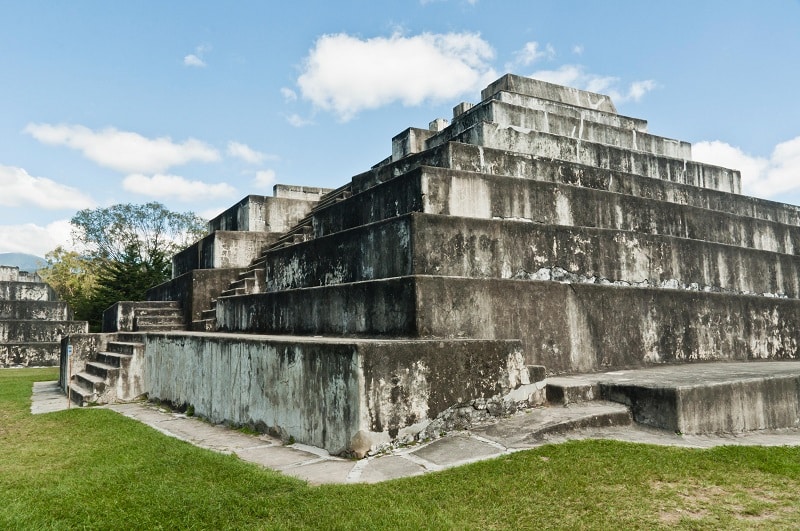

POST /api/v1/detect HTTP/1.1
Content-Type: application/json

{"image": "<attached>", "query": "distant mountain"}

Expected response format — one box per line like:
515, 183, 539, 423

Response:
0, 253, 46, 272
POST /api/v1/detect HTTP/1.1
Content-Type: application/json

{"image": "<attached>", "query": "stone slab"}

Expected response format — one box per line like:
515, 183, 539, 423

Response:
472, 401, 632, 449
596, 361, 800, 434
410, 434, 502, 467
30, 380, 70, 414
482, 74, 617, 113
236, 445, 323, 469
356, 455, 426, 483
281, 459, 358, 485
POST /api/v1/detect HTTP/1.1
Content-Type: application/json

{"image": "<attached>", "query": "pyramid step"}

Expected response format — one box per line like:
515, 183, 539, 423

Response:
74, 371, 105, 393
135, 323, 184, 332
546, 377, 600, 405
472, 401, 632, 445
68, 382, 94, 407
200, 308, 216, 320
219, 287, 246, 298
135, 315, 184, 329
133, 308, 183, 318
86, 361, 120, 380
97, 351, 133, 368
191, 318, 217, 332
106, 341, 144, 356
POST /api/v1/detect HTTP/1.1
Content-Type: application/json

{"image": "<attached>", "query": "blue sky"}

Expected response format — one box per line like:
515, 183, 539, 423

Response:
1, 0, 799, 256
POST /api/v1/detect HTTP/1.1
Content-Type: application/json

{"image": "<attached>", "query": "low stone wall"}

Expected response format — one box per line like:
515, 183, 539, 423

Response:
142, 332, 531, 455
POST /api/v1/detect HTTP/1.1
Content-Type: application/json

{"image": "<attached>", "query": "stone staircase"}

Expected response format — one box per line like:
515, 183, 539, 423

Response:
103, 301, 184, 332
191, 183, 353, 331
68, 335, 145, 406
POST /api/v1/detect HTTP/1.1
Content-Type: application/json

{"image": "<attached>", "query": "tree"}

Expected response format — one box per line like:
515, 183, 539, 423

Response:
38, 246, 99, 322
41, 202, 207, 330
71, 202, 206, 266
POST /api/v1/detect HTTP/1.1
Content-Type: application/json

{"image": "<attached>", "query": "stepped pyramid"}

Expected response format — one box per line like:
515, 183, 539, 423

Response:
0, 266, 88, 367
65, 74, 800, 455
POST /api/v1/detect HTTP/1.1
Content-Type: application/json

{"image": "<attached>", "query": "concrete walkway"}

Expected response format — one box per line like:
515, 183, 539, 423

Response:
31, 378, 800, 485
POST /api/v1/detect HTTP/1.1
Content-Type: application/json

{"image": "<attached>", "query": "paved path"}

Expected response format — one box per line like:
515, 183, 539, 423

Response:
31, 380, 800, 485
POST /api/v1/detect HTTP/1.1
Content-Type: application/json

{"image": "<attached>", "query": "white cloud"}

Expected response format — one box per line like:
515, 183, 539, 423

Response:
183, 54, 206, 67
529, 64, 656, 104
122, 174, 236, 202
572, 44, 584, 55
281, 87, 297, 102
297, 32, 496, 120
253, 169, 276, 189
0, 164, 94, 210
693, 138, 800, 199
286, 113, 314, 127
226, 141, 271, 164
0, 219, 74, 256
184, 44, 211, 67
512, 42, 555, 67
25, 123, 220, 174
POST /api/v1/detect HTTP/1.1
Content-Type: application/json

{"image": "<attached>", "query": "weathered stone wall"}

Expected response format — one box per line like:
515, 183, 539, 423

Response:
482, 74, 618, 113
172, 231, 280, 277
428, 100, 690, 159
457, 122, 739, 193
273, 212, 800, 297
207, 195, 319, 233
142, 332, 527, 454
0, 320, 87, 342
217, 275, 800, 373
0, 281, 56, 301
0, 300, 70, 320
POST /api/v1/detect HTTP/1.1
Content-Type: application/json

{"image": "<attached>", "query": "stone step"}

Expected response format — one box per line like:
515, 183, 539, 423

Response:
219, 287, 246, 298
546, 377, 600, 405
190, 318, 216, 332
472, 401, 632, 445
135, 322, 184, 332
456, 122, 738, 193
86, 361, 120, 380
135, 315, 183, 327
74, 371, 105, 394
432, 97, 690, 159
200, 308, 216, 320
591, 361, 800, 434
354, 143, 800, 227
266, 212, 800, 298
216, 275, 800, 374
68, 382, 94, 407
97, 351, 133, 368
106, 341, 143, 356
134, 308, 183, 318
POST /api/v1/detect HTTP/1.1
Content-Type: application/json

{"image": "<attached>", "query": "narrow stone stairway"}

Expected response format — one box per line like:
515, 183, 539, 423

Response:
192, 183, 353, 331
68, 338, 145, 406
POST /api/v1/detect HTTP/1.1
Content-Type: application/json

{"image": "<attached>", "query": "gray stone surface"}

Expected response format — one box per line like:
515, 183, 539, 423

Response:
29, 378, 800, 484
411, 434, 503, 467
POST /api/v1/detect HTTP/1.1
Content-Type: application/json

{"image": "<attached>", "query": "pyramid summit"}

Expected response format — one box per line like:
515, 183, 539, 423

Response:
61, 74, 800, 456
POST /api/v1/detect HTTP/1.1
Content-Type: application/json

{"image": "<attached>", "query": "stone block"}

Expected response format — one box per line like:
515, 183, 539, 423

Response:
142, 332, 523, 454
481, 73, 618, 113
0, 281, 56, 301
207, 195, 319, 233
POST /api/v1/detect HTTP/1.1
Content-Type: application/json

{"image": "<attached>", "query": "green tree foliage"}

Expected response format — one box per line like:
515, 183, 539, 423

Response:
41, 202, 206, 330
38, 246, 99, 322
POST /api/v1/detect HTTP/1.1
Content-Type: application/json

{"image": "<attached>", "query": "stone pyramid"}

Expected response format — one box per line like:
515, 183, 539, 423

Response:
0, 266, 87, 367
68, 74, 800, 455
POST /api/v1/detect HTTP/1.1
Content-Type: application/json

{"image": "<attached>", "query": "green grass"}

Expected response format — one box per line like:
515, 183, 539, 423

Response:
3, 368, 800, 529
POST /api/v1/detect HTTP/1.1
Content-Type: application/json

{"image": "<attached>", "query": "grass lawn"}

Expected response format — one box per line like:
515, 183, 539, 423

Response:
3, 368, 800, 529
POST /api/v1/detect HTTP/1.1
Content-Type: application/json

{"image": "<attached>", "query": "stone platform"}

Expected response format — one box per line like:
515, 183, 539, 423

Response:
32, 359, 800, 484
